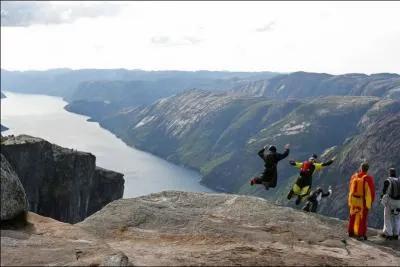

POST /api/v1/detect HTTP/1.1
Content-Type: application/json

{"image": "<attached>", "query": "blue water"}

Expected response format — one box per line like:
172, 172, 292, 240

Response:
1, 91, 213, 198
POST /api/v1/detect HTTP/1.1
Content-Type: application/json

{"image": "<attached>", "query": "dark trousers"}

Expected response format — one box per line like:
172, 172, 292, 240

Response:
302, 201, 318, 213
252, 169, 277, 188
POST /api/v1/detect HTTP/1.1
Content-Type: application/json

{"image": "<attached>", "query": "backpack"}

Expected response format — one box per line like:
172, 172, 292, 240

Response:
388, 177, 400, 200
349, 174, 366, 208
300, 161, 315, 177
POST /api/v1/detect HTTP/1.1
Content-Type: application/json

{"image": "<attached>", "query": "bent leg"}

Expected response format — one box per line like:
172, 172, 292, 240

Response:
295, 186, 311, 205
302, 202, 311, 212
250, 176, 263, 185
310, 201, 318, 213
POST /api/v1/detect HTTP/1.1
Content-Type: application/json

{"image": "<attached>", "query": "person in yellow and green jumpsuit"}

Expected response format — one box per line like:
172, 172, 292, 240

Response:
287, 154, 336, 205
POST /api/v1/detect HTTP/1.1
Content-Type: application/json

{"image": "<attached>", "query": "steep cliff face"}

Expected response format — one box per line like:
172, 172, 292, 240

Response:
0, 134, 125, 223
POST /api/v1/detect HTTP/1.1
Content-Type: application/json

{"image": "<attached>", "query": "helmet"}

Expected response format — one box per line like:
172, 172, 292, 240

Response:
309, 154, 318, 162
389, 168, 396, 177
268, 145, 277, 152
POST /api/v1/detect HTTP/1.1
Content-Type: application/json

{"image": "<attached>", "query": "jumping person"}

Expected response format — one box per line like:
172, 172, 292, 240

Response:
302, 186, 333, 213
287, 154, 336, 205
380, 168, 400, 240
250, 144, 290, 190
348, 163, 375, 241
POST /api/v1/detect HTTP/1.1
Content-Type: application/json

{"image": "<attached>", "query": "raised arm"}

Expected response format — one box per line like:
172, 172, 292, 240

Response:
276, 146, 290, 161
257, 147, 266, 160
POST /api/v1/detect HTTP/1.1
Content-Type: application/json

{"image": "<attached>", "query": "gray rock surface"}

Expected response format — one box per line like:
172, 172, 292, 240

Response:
0, 154, 29, 221
1, 134, 124, 223
78, 191, 400, 266
1, 212, 132, 266
2, 191, 399, 266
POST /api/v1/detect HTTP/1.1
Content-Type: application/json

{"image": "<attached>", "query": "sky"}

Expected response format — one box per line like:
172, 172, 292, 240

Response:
1, 1, 400, 74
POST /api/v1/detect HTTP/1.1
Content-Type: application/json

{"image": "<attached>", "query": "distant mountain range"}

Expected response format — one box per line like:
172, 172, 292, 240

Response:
2, 68, 399, 228
0, 68, 278, 99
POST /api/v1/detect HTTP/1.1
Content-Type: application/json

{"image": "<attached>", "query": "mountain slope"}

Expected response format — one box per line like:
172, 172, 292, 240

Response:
90, 92, 398, 228
231, 72, 400, 100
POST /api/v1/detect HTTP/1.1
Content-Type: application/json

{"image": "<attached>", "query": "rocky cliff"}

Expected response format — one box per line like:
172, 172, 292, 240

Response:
0, 134, 125, 223
2, 191, 399, 266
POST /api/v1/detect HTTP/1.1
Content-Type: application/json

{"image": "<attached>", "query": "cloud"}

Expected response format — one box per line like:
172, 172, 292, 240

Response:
255, 21, 276, 32
151, 36, 174, 45
0, 1, 124, 27
183, 36, 203, 45
150, 35, 203, 47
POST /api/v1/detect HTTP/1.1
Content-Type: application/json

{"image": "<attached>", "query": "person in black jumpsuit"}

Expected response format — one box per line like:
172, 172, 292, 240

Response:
302, 186, 332, 213
250, 144, 290, 190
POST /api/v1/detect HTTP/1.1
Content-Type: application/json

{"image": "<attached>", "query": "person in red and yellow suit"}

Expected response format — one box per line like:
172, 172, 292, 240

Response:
348, 163, 376, 240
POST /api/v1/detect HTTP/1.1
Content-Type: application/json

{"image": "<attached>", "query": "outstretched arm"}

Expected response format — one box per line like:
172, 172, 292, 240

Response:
315, 156, 336, 170
289, 160, 303, 168
322, 156, 336, 166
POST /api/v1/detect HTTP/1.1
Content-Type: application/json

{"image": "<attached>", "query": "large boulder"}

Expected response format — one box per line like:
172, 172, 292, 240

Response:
1, 153, 29, 221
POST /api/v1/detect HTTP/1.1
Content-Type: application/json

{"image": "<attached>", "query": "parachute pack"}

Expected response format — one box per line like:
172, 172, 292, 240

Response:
388, 177, 400, 200
349, 174, 366, 209
300, 160, 315, 177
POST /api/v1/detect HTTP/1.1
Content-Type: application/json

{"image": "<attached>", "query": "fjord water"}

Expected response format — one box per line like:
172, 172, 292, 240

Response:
1, 91, 213, 198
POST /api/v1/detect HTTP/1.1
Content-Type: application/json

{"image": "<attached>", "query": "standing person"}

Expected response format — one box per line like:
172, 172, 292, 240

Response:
348, 163, 375, 241
250, 144, 290, 190
302, 186, 333, 213
287, 154, 336, 205
380, 168, 400, 240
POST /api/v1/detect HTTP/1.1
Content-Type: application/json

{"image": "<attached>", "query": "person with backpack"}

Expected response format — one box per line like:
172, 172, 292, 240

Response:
380, 168, 400, 240
348, 163, 375, 241
287, 154, 336, 205
250, 144, 290, 190
302, 185, 333, 213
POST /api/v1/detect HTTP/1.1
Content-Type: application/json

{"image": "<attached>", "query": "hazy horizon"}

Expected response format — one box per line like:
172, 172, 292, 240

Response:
1, 67, 399, 76
1, 1, 400, 74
